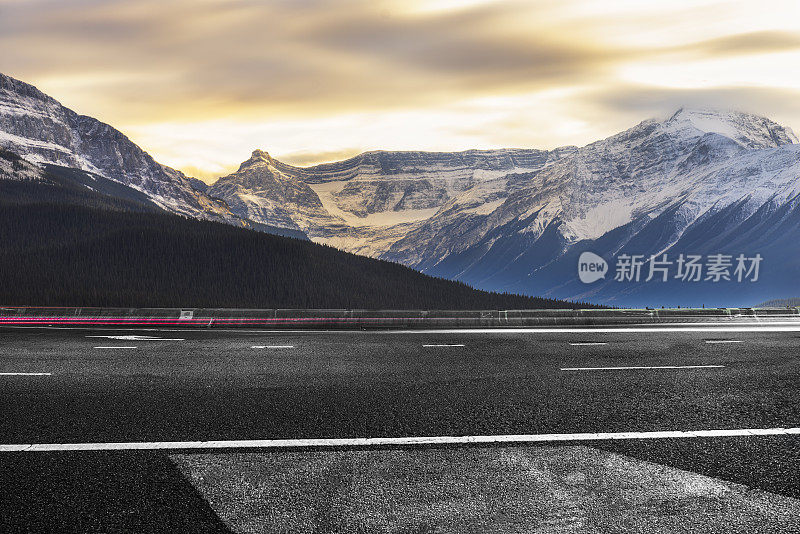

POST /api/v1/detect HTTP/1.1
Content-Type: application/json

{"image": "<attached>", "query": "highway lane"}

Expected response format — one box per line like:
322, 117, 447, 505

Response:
2, 324, 800, 514
1, 325, 799, 444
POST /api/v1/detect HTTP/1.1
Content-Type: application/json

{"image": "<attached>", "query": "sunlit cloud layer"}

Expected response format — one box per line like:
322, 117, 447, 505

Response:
1, 0, 799, 181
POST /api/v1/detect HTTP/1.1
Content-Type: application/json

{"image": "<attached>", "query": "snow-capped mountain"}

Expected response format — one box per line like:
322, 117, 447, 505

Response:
407, 109, 800, 306
208, 108, 799, 306
0, 72, 243, 223
208, 149, 339, 232
3, 69, 797, 306
208, 146, 578, 256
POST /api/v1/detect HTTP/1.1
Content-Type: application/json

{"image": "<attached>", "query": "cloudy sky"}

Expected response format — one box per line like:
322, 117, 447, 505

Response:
2, 0, 800, 181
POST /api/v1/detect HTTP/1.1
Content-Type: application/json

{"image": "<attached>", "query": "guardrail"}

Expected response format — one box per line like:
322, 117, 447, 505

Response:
0, 306, 798, 329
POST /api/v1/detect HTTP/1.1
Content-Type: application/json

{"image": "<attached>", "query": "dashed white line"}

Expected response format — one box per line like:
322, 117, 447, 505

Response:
570, 342, 608, 346
94, 346, 138, 349
251, 345, 294, 349
705, 340, 743, 344
4, 427, 798, 452
0, 372, 52, 376
423, 344, 465, 347
560, 365, 725, 371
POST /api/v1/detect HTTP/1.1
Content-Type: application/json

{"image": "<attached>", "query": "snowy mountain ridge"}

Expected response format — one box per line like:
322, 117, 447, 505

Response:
0, 72, 242, 223
205, 107, 799, 306
207, 107, 797, 253
2, 69, 798, 306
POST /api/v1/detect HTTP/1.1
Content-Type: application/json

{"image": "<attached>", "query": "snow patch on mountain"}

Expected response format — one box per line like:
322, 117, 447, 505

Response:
0, 150, 45, 181
662, 108, 798, 149
565, 202, 637, 241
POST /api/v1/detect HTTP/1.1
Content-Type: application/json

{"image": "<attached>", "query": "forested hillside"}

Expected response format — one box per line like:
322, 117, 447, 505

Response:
0, 176, 597, 309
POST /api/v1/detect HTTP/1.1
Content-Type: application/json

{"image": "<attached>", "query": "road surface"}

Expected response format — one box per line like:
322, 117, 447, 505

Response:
1, 323, 799, 532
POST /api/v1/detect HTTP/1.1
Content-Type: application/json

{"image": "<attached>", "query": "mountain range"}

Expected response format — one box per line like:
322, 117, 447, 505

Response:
0, 144, 581, 310
2, 71, 798, 307
0, 73, 306, 240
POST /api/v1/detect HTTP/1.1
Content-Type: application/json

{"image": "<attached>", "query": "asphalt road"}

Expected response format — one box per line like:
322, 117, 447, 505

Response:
2, 324, 800, 531
2, 325, 799, 444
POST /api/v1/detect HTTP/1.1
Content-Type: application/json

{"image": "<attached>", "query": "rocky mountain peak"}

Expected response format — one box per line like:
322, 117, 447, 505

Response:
0, 72, 54, 106
237, 149, 274, 171
0, 71, 243, 224
661, 107, 797, 149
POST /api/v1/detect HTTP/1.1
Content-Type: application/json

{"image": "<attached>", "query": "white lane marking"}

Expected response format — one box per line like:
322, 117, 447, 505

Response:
251, 345, 294, 349
151, 323, 800, 334
0, 372, 52, 376
94, 346, 137, 349
5, 321, 800, 334
560, 365, 725, 371
570, 342, 608, 346
87, 335, 184, 341
402, 325, 800, 334
705, 340, 743, 344
5, 427, 799, 452
207, 322, 800, 335
423, 344, 465, 347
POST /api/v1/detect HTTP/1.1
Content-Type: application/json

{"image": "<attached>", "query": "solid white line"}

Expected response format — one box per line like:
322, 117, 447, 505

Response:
87, 335, 184, 341
215, 322, 800, 335
570, 342, 608, 346
705, 340, 743, 344
251, 345, 294, 349
0, 372, 52, 376
5, 321, 800, 334
206, 323, 800, 335
4, 427, 799, 452
94, 346, 137, 349
404, 325, 800, 334
423, 344, 465, 347
560, 365, 725, 371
